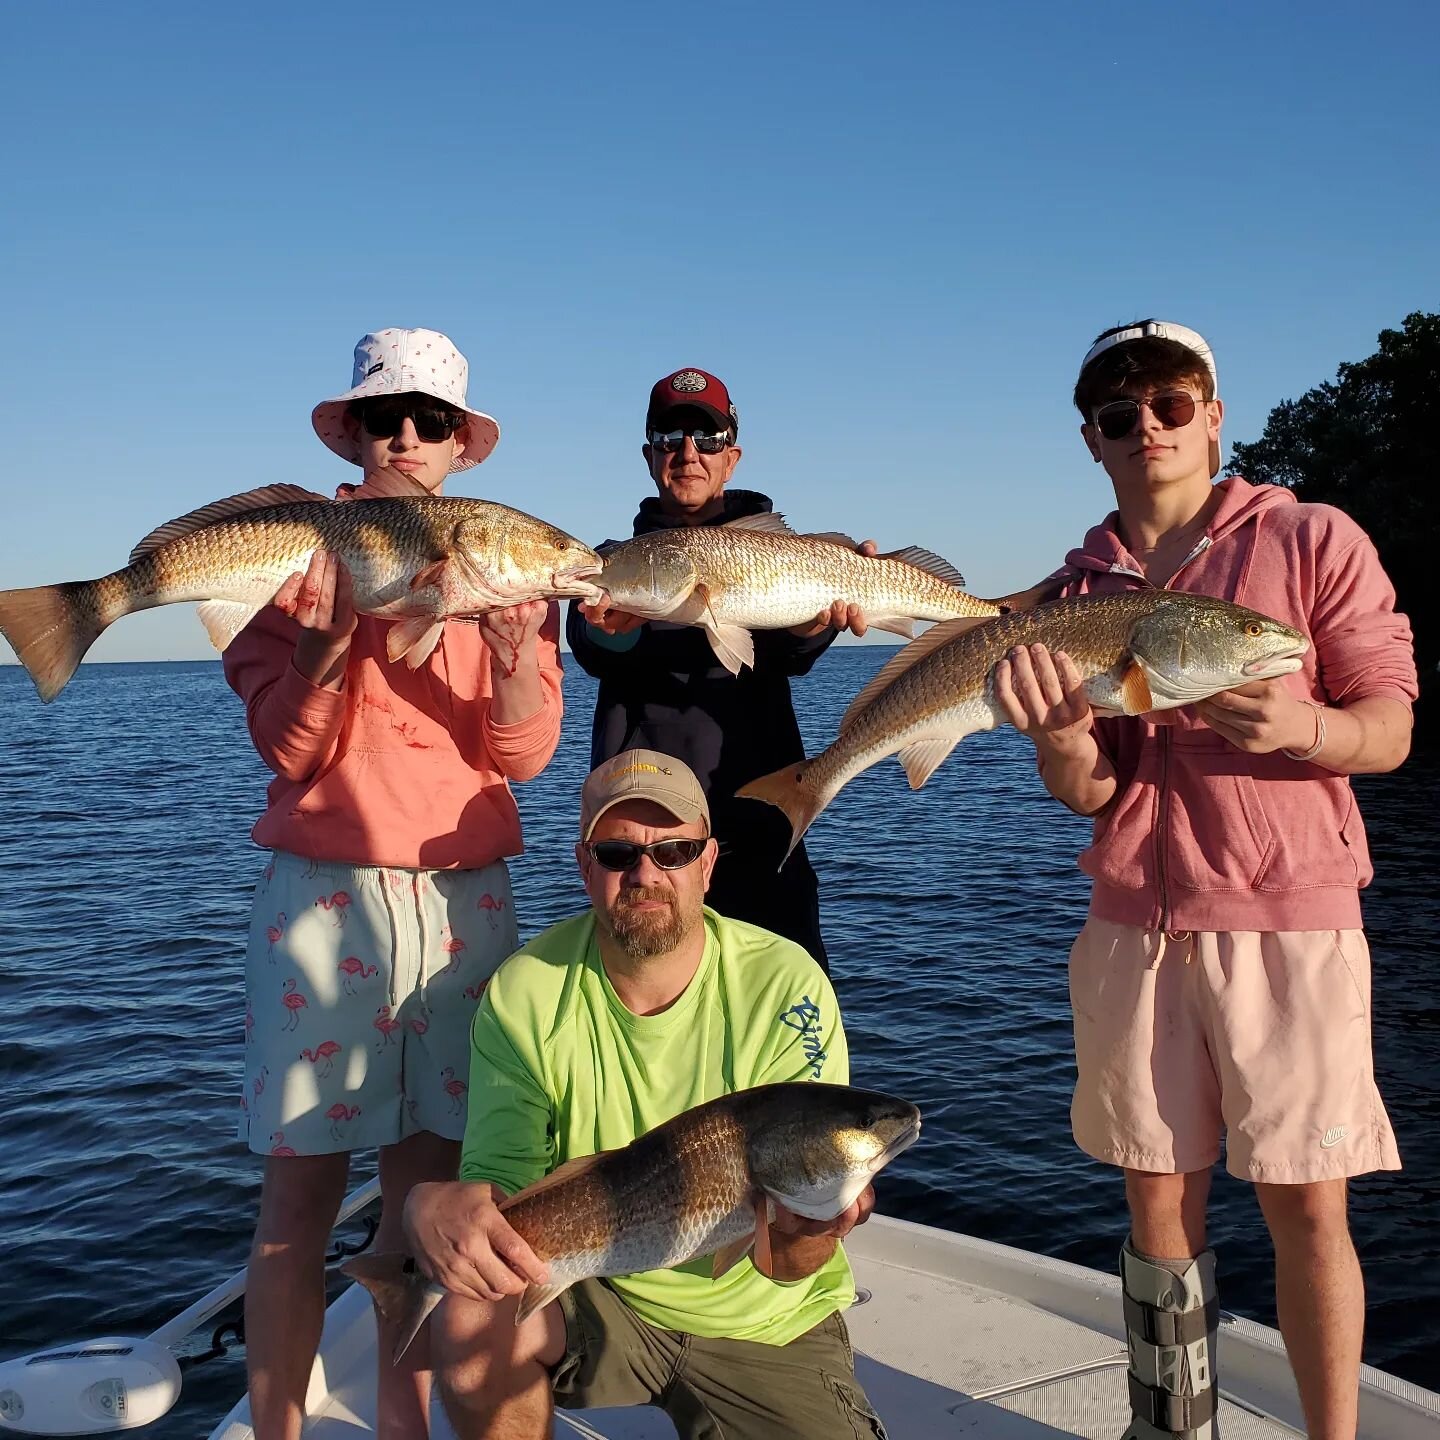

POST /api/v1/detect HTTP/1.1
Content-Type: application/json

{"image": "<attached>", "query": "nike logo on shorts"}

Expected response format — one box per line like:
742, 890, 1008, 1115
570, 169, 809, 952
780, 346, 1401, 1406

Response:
1320, 1125, 1348, 1149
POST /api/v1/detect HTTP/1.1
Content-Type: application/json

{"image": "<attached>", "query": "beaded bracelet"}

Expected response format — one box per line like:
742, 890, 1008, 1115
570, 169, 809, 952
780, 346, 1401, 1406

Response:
1282, 700, 1327, 762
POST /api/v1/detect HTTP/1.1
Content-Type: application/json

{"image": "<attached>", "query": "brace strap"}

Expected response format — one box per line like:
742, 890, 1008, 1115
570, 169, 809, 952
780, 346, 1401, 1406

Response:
1123, 1290, 1221, 1346
1128, 1373, 1218, 1431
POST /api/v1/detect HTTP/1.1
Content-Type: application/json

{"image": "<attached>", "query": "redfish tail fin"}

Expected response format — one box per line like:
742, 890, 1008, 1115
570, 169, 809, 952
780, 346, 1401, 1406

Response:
736, 762, 826, 869
343, 1252, 443, 1364
0, 581, 108, 702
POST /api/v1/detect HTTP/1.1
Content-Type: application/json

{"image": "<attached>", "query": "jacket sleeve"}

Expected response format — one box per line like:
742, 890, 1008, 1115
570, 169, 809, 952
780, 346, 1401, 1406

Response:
1307, 518, 1418, 708
222, 607, 347, 782
481, 603, 565, 783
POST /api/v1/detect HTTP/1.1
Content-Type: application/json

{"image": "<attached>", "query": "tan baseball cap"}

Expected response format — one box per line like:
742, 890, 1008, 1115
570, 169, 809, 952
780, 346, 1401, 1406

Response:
580, 750, 710, 841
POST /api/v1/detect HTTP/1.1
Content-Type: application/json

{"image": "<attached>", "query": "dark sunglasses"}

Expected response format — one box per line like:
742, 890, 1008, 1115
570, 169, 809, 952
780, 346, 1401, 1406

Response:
586, 837, 708, 872
1093, 392, 1199, 442
648, 428, 733, 455
352, 398, 466, 443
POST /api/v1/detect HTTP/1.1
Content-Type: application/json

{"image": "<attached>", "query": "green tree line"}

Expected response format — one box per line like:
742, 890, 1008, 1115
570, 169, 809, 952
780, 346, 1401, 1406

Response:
1228, 311, 1438, 726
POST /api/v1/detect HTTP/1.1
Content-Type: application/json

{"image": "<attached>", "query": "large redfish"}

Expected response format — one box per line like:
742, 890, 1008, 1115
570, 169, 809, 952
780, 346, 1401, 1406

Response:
345, 1082, 921, 1360
0, 480, 603, 701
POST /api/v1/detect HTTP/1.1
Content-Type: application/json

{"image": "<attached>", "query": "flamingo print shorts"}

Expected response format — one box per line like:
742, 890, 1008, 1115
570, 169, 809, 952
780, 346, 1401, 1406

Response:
239, 850, 519, 1157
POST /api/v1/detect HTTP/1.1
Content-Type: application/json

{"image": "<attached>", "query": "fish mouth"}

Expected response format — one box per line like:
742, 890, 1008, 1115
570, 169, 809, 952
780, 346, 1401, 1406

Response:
553, 562, 606, 598
867, 1117, 922, 1174
1241, 644, 1308, 678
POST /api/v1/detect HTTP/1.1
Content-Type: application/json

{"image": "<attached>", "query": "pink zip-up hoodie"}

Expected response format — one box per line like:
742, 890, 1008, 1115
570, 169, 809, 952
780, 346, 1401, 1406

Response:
1057, 477, 1416, 933
223, 604, 565, 871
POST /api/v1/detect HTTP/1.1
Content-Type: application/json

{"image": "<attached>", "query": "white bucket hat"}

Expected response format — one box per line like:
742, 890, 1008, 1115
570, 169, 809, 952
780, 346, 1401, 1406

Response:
311, 328, 500, 471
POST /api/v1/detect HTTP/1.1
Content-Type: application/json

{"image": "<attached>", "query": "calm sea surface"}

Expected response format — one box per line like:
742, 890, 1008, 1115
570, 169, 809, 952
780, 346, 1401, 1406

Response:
1, 655, 1436, 1434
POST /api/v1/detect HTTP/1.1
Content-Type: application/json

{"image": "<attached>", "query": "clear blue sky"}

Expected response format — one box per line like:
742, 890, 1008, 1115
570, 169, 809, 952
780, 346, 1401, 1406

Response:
2, 1, 1437, 665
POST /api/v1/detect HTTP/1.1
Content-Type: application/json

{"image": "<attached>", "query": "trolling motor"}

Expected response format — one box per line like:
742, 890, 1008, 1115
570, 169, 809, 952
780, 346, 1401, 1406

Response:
0, 1179, 379, 1435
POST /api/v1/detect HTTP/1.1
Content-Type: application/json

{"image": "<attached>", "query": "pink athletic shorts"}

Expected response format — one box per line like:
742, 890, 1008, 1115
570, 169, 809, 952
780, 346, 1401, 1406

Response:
1069, 919, 1401, 1182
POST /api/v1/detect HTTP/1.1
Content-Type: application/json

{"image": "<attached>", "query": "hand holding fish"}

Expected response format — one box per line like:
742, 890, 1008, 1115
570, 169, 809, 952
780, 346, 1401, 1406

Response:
402, 1180, 550, 1305
993, 644, 1095, 751
577, 597, 647, 636
273, 550, 357, 691
1195, 679, 1318, 755
788, 540, 879, 638
478, 599, 550, 688
759, 1184, 877, 1281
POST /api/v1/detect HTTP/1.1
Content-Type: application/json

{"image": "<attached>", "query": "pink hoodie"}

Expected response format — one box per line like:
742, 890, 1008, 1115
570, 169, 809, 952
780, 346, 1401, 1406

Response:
223, 605, 565, 871
1057, 477, 1416, 932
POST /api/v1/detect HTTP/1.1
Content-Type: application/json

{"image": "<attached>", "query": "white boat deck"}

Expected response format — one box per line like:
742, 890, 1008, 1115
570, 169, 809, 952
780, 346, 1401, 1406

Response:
210, 1215, 1440, 1439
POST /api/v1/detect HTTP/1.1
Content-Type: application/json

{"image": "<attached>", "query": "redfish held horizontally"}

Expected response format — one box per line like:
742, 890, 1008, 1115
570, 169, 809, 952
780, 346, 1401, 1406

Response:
739, 590, 1310, 862
0, 477, 604, 702
593, 512, 1011, 675
344, 1081, 922, 1361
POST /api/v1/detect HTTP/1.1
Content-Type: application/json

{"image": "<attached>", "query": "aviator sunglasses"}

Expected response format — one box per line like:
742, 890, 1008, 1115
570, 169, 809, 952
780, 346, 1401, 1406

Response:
352, 398, 466, 443
586, 837, 708, 872
1093, 391, 1201, 442
648, 428, 733, 455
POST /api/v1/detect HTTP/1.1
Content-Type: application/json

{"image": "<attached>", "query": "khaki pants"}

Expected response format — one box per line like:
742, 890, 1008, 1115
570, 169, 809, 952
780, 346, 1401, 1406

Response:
554, 1279, 886, 1439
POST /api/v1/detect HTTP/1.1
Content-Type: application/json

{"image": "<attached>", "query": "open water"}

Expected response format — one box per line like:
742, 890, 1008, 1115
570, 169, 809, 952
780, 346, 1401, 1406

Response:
0, 654, 1436, 1435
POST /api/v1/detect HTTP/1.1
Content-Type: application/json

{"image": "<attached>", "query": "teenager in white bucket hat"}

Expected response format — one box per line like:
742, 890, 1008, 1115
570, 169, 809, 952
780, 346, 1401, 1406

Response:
312, 326, 500, 477
227, 327, 564, 1438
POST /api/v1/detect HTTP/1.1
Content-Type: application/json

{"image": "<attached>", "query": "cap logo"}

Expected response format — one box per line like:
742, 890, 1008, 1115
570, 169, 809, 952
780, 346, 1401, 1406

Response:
606, 761, 670, 780
670, 371, 707, 393
366, 360, 386, 377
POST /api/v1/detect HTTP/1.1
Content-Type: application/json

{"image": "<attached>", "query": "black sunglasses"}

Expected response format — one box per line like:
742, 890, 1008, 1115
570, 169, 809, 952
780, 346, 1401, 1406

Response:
648, 428, 733, 455
1093, 392, 1199, 442
586, 837, 708, 872
352, 398, 466, 443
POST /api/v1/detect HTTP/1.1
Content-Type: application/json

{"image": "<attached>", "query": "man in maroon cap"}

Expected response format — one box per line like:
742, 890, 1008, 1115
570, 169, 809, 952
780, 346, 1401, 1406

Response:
565, 368, 868, 970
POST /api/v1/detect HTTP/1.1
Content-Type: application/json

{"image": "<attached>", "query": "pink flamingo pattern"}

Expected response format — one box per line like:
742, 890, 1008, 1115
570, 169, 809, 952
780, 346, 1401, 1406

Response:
326, 1103, 361, 1141
408, 1015, 429, 1037
266, 912, 287, 964
337, 955, 379, 996
316, 891, 352, 928
269, 1131, 298, 1157
252, 1066, 270, 1103
244, 1002, 254, 1044
301, 1040, 342, 1078
281, 977, 308, 1031
262, 857, 276, 885
440, 925, 466, 976
441, 1066, 468, 1115
463, 982, 487, 1001
373, 1005, 402, 1048
477, 892, 506, 929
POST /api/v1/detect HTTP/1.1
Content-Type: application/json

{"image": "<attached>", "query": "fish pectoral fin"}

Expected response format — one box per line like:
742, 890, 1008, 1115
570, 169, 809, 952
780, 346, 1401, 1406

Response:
386, 617, 445, 667
710, 1235, 754, 1279
882, 545, 968, 591
409, 559, 450, 593
128, 484, 330, 563
721, 512, 793, 534
514, 1280, 571, 1326
195, 600, 265, 652
703, 620, 756, 675
897, 734, 962, 790
867, 616, 916, 641
1119, 658, 1156, 715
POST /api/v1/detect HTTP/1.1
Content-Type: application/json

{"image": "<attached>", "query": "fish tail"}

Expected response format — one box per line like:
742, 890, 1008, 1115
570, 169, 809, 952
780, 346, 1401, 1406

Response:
736, 762, 828, 868
342, 1252, 444, 1364
0, 580, 111, 703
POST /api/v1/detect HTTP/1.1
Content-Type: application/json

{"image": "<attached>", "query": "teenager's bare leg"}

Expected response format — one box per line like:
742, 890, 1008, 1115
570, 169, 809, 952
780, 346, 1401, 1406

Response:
374, 1132, 465, 1439
1256, 1178, 1362, 1440
246, 1152, 351, 1440
432, 1289, 566, 1440
1125, 1167, 1212, 1258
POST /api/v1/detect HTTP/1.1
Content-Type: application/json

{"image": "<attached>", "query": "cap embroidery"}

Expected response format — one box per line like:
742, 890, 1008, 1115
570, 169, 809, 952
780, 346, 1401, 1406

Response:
670, 371, 707, 393
605, 761, 671, 779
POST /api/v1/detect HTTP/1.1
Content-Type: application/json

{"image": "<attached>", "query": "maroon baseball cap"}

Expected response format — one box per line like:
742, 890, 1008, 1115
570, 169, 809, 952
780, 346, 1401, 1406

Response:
646, 368, 739, 437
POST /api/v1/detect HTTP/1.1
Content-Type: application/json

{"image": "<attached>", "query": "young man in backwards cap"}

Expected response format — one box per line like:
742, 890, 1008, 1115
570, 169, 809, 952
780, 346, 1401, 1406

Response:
997, 321, 1416, 1440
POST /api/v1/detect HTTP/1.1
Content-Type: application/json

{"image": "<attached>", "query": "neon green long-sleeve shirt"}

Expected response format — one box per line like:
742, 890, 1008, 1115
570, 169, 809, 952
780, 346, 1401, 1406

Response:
459, 907, 853, 1344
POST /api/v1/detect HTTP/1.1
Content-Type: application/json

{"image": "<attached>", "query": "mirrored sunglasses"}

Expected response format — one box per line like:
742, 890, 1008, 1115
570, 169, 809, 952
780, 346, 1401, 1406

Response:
1094, 392, 1199, 442
353, 398, 466, 443
586, 838, 707, 872
648, 428, 733, 455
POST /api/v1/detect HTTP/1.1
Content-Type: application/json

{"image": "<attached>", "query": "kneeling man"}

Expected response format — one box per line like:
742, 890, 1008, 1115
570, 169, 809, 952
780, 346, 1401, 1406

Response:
404, 749, 887, 1439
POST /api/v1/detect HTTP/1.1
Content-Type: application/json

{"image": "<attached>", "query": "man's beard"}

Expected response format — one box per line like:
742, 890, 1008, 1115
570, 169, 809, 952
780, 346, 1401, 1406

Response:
601, 885, 699, 959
